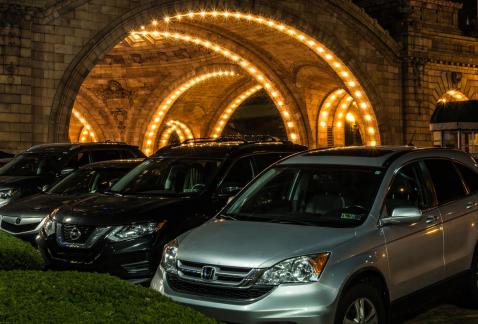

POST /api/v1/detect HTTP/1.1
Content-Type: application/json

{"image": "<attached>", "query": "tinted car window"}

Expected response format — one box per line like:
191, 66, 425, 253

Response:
386, 163, 431, 213
66, 151, 91, 168
221, 157, 254, 191
225, 166, 384, 227
111, 158, 222, 196
455, 163, 478, 194
253, 153, 288, 175
49, 168, 131, 195
425, 159, 466, 204
90, 150, 122, 162
120, 150, 137, 159
0, 153, 68, 176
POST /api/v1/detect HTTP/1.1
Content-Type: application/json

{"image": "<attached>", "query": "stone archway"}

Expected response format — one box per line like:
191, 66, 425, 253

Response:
48, 0, 400, 152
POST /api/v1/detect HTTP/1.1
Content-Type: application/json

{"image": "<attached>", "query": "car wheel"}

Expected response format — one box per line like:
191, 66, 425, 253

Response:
335, 282, 386, 324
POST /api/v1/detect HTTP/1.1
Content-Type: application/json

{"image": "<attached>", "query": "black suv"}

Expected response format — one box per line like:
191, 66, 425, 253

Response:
0, 159, 143, 243
37, 138, 306, 283
0, 143, 144, 208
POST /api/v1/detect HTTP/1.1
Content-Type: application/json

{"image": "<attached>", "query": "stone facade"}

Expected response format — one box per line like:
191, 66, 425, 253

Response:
0, 0, 476, 152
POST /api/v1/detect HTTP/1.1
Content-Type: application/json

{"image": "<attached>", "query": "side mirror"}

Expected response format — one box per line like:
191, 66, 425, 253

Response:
220, 186, 243, 196
381, 207, 422, 226
59, 168, 75, 176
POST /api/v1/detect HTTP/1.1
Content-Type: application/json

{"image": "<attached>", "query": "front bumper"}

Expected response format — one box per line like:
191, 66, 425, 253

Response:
0, 215, 45, 244
37, 232, 159, 284
151, 266, 337, 324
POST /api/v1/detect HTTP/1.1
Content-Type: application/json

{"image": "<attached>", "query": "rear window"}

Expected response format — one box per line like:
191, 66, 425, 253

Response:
424, 159, 467, 204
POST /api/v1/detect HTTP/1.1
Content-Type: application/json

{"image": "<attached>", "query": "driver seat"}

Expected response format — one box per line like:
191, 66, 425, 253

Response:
305, 193, 345, 215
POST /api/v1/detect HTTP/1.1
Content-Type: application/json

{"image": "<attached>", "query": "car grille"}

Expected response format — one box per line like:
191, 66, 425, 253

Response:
177, 260, 255, 286
167, 273, 273, 300
61, 224, 95, 244
1, 220, 40, 233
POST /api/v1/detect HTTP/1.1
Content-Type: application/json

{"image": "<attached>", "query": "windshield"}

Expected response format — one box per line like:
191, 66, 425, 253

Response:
0, 152, 69, 177
49, 168, 130, 195
225, 165, 384, 227
110, 158, 222, 196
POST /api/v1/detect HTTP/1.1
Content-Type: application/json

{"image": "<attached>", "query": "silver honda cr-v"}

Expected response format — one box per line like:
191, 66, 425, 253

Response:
151, 147, 478, 324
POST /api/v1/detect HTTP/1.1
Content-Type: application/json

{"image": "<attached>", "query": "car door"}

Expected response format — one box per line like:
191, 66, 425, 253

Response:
425, 159, 477, 276
381, 161, 445, 299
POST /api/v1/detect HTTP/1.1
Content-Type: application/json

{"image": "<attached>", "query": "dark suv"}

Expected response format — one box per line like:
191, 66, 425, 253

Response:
0, 159, 143, 243
37, 138, 306, 283
0, 143, 144, 208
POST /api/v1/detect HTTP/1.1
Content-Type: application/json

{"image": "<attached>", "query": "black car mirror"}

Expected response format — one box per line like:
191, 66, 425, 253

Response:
59, 168, 75, 176
219, 185, 243, 196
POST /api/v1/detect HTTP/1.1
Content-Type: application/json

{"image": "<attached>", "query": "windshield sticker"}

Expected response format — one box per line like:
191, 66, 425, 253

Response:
341, 213, 361, 220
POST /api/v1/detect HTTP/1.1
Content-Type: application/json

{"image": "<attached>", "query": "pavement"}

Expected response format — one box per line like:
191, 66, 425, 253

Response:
405, 304, 478, 323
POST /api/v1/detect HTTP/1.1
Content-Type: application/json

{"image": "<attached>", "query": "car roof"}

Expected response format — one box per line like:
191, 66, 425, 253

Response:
154, 138, 306, 159
26, 142, 139, 153
80, 158, 144, 170
279, 146, 471, 168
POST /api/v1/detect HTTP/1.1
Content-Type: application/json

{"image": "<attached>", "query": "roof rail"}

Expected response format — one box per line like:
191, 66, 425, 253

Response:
179, 135, 291, 146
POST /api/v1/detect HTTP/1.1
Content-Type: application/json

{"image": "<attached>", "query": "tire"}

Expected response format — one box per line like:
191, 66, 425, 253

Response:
466, 251, 478, 308
335, 282, 387, 324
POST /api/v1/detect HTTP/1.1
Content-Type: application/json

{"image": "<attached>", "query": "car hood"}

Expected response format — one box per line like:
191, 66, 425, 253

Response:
177, 220, 358, 268
53, 193, 192, 226
0, 193, 87, 219
0, 176, 43, 189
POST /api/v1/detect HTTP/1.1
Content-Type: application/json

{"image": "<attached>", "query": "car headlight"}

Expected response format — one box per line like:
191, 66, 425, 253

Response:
42, 208, 59, 237
256, 253, 330, 285
0, 188, 17, 207
106, 221, 166, 242
160, 239, 178, 274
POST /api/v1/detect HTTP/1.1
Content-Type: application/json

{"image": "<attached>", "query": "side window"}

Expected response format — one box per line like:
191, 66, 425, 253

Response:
66, 151, 91, 168
120, 150, 136, 159
220, 158, 254, 193
253, 153, 287, 175
90, 150, 122, 162
455, 163, 478, 194
386, 163, 431, 213
424, 159, 466, 204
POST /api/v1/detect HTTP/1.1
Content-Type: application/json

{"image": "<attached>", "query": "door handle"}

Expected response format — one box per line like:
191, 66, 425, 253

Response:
426, 215, 439, 224
466, 202, 476, 209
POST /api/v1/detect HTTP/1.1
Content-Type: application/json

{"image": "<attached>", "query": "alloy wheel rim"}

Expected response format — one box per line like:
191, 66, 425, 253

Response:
343, 297, 378, 324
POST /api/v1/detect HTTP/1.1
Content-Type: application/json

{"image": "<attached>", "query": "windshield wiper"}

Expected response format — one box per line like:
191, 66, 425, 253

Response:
217, 214, 237, 221
267, 218, 318, 226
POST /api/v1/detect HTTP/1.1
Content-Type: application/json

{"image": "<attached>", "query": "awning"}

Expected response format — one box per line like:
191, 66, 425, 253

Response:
430, 100, 478, 131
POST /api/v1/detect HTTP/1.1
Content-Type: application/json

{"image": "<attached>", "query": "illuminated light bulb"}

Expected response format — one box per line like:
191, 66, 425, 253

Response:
147, 140, 152, 145
152, 31, 159, 37
331, 95, 337, 100
231, 55, 239, 61
268, 20, 275, 27
257, 75, 264, 81
337, 121, 343, 127
320, 121, 327, 127
90, 132, 95, 137
246, 14, 253, 20
80, 118, 85, 123
151, 124, 157, 130
287, 29, 296, 35
141, 25, 145, 30
360, 102, 368, 109
235, 12, 242, 18
145, 148, 152, 154
82, 130, 89, 135
321, 111, 328, 117
368, 127, 375, 135
290, 133, 298, 141
337, 89, 345, 95
308, 40, 316, 46
346, 113, 355, 123
271, 91, 279, 97
200, 11, 206, 17
164, 17, 170, 23
298, 35, 305, 40
149, 132, 154, 137
216, 127, 221, 132
240, 61, 248, 67
223, 11, 230, 17
282, 111, 290, 118
249, 67, 257, 73
448, 90, 456, 95
325, 102, 331, 108
287, 122, 294, 128
341, 71, 349, 77
278, 24, 286, 30
365, 114, 372, 121
325, 54, 333, 60
355, 91, 363, 97
212, 11, 218, 17
264, 83, 272, 89
277, 101, 284, 106
333, 62, 341, 68
338, 112, 344, 118
456, 94, 463, 99
317, 47, 324, 53
341, 103, 348, 109
81, 137, 86, 141
346, 96, 353, 102
370, 140, 377, 147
